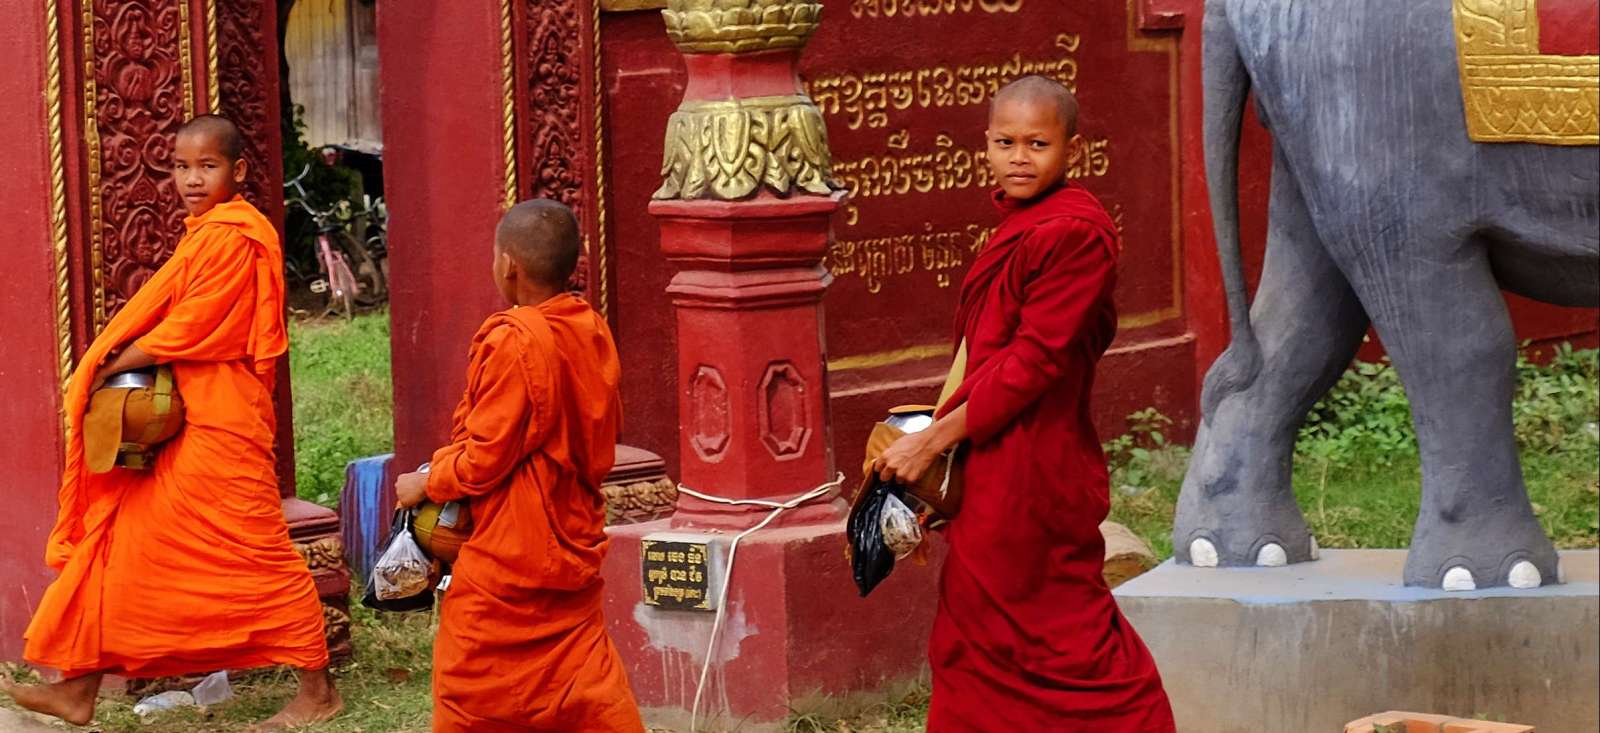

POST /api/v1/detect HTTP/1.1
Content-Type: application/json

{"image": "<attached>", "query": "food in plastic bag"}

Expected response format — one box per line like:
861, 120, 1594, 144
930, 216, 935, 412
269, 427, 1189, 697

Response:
847, 478, 901, 597
879, 493, 924, 559
362, 509, 437, 612
373, 520, 431, 601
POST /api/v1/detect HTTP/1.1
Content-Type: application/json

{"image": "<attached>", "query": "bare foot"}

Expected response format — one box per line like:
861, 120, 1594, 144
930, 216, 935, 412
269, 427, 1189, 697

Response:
247, 668, 342, 732
0, 672, 101, 726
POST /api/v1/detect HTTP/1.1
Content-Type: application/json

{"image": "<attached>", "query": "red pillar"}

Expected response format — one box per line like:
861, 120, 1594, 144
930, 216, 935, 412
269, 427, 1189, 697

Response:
0, 0, 69, 662
599, 4, 942, 727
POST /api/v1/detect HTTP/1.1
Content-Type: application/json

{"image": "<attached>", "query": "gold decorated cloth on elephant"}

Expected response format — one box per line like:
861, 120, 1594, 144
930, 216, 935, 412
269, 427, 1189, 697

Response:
1452, 0, 1598, 145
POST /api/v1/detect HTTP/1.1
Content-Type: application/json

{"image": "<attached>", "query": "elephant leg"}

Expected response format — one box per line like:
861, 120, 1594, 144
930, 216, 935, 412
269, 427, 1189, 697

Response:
1360, 245, 1558, 589
1174, 159, 1369, 568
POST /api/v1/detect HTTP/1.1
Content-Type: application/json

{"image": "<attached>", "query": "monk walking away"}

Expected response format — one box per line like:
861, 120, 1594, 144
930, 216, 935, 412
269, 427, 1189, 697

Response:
874, 76, 1176, 731
393, 199, 645, 733
2, 115, 342, 729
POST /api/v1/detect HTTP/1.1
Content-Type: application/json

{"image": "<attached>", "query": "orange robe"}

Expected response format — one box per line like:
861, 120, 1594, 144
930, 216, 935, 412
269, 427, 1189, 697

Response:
24, 197, 328, 678
427, 294, 643, 733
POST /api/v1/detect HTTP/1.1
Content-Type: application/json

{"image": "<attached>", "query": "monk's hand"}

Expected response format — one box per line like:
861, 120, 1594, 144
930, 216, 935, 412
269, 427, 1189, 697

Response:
874, 430, 942, 485
394, 472, 429, 509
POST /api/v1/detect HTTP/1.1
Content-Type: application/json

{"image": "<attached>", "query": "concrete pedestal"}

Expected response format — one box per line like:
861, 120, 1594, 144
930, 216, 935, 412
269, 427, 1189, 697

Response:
1114, 549, 1599, 733
602, 518, 942, 732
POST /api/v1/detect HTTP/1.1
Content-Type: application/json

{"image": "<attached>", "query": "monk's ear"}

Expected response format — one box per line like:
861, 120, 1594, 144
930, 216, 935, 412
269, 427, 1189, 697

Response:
231, 156, 249, 186
1064, 134, 1087, 176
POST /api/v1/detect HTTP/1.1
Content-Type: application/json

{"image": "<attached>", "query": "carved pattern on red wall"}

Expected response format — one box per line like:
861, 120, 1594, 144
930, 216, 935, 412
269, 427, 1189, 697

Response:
759, 362, 811, 460
521, 0, 600, 299
89, 0, 189, 324
217, 0, 280, 224
689, 365, 731, 462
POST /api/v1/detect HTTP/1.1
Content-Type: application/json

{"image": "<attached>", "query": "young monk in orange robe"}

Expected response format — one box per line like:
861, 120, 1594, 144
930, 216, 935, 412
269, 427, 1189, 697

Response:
393, 199, 644, 733
3, 115, 341, 730
875, 77, 1176, 730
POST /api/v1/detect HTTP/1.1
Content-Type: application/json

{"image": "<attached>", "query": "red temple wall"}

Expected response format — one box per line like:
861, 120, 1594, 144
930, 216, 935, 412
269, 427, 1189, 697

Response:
385, 0, 1597, 482
0, 0, 68, 662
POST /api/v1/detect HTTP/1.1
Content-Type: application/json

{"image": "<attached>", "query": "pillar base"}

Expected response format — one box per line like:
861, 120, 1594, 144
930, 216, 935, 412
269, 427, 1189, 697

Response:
601, 516, 943, 730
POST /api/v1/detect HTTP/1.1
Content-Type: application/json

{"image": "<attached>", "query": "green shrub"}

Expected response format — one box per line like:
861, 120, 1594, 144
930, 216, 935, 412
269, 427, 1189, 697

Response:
1298, 345, 1600, 463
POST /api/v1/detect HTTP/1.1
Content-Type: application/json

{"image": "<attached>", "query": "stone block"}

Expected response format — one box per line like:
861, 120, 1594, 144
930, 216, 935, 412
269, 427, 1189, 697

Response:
1115, 549, 1597, 733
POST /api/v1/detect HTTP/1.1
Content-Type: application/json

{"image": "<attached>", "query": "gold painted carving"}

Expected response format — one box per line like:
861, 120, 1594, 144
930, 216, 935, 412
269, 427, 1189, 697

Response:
828, 223, 994, 293
46, 0, 73, 407
206, 0, 219, 112
500, 0, 518, 209
293, 536, 346, 572
593, 0, 611, 317
322, 605, 352, 643
808, 34, 1080, 130
848, 0, 1023, 19
1453, 0, 1599, 144
602, 0, 666, 10
662, 0, 822, 55
81, 2, 105, 334
833, 133, 1110, 202
655, 95, 842, 200
179, 0, 194, 119
604, 478, 679, 524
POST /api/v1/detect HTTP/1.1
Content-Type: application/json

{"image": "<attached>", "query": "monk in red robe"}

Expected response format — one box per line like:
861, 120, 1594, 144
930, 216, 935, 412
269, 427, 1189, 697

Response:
393, 199, 644, 733
875, 77, 1176, 730
3, 115, 342, 730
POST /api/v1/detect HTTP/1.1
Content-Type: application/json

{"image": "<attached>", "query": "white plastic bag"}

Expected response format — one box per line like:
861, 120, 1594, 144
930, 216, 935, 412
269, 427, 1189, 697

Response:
191, 670, 233, 706
373, 523, 431, 600
879, 493, 924, 559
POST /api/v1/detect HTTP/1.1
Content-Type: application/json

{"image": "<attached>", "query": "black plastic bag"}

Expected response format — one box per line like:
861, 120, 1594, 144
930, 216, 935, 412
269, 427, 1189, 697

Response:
847, 478, 903, 597
361, 509, 435, 613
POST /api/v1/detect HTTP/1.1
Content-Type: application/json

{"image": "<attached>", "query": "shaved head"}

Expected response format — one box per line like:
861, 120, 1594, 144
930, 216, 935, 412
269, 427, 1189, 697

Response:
177, 114, 245, 162
991, 76, 1079, 136
496, 199, 580, 288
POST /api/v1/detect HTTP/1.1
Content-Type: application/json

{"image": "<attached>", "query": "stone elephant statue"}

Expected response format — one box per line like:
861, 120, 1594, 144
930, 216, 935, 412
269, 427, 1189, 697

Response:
1174, 0, 1599, 589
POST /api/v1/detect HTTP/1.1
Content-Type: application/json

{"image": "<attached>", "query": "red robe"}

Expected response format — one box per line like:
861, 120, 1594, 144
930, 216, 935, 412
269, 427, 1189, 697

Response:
25, 197, 327, 677
930, 184, 1175, 731
427, 294, 644, 732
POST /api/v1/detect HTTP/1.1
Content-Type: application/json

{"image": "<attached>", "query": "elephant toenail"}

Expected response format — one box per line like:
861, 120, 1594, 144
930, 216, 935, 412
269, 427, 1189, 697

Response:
1442, 566, 1477, 591
1189, 538, 1218, 567
1508, 561, 1541, 589
1255, 543, 1287, 567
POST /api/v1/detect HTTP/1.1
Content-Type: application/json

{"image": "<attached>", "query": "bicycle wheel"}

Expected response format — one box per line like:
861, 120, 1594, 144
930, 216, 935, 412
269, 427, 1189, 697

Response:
336, 230, 387, 307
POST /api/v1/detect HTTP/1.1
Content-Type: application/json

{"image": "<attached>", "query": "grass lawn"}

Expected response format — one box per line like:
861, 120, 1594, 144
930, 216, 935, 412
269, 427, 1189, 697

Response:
5, 334, 1593, 733
288, 311, 395, 507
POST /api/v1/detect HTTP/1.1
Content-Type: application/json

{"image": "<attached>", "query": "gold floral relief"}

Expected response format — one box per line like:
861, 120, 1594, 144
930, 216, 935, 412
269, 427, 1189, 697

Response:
1453, 0, 1598, 145
654, 95, 843, 200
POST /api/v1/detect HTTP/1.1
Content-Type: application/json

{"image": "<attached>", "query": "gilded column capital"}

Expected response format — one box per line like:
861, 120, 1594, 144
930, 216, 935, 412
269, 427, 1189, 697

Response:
663, 0, 822, 55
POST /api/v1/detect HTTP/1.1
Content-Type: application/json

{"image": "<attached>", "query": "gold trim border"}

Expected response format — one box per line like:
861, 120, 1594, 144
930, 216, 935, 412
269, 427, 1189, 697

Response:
179, 0, 194, 119
593, 0, 610, 318
500, 0, 517, 210
206, 0, 219, 112
45, 0, 73, 408
82, 0, 105, 334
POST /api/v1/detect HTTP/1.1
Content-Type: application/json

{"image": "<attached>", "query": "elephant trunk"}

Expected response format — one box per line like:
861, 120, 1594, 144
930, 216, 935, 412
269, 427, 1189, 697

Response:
1199, 0, 1262, 421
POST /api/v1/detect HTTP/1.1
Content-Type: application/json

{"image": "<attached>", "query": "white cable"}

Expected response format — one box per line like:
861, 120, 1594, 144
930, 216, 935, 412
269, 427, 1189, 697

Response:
674, 473, 844, 733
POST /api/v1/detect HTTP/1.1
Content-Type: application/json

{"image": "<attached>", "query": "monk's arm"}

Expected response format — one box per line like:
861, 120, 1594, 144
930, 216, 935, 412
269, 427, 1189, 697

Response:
426, 333, 546, 503
92, 344, 158, 387
962, 220, 1115, 444
134, 234, 258, 363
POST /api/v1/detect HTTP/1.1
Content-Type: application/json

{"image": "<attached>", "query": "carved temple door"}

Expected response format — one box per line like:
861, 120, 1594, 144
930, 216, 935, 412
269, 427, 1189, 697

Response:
0, 0, 351, 663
